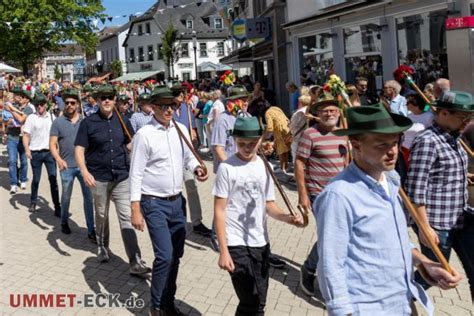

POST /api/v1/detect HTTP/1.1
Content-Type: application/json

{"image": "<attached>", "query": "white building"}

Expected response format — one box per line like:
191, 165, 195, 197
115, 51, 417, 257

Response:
121, 0, 232, 81
37, 44, 86, 82
98, 23, 130, 74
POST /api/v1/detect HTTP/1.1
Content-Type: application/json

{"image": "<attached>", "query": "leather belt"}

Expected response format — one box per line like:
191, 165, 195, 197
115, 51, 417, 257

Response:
141, 193, 182, 201
31, 149, 49, 153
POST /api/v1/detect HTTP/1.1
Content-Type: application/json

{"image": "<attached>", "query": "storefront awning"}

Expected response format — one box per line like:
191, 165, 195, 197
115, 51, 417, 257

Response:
198, 61, 232, 72
252, 40, 273, 61
219, 46, 253, 64
111, 70, 163, 82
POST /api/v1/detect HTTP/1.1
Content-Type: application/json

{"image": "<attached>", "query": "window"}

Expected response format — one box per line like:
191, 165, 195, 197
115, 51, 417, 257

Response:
146, 23, 151, 34
129, 48, 135, 63
199, 43, 207, 57
298, 34, 334, 86
138, 24, 143, 36
157, 44, 163, 60
214, 18, 223, 29
182, 72, 191, 81
148, 45, 154, 61
186, 20, 193, 29
217, 42, 224, 56
181, 43, 189, 57
138, 46, 144, 62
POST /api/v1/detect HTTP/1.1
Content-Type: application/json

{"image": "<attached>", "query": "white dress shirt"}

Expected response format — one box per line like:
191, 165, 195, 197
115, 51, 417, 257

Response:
129, 117, 200, 201
23, 111, 54, 151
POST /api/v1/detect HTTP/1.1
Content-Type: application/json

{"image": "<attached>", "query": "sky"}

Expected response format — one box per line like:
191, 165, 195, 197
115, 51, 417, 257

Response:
100, 0, 158, 27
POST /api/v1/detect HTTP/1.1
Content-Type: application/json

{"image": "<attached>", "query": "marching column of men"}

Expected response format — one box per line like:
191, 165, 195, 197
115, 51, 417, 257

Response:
3, 78, 473, 315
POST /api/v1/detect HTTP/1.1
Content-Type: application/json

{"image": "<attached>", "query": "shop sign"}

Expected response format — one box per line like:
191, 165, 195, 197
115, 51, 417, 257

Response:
446, 16, 474, 30
246, 17, 272, 40
232, 19, 246, 41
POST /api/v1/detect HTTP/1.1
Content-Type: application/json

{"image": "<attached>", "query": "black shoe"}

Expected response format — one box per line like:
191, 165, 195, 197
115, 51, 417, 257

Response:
162, 304, 185, 316
88, 232, 97, 244
28, 203, 36, 213
193, 223, 211, 237
269, 254, 286, 269
54, 209, 61, 217
130, 260, 152, 276
61, 223, 71, 234
210, 238, 219, 253
300, 265, 315, 296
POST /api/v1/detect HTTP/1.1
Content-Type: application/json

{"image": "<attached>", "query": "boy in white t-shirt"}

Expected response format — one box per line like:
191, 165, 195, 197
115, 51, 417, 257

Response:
213, 116, 303, 315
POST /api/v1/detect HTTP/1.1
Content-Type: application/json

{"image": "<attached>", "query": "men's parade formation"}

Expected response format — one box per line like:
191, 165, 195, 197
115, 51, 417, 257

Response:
1, 62, 473, 315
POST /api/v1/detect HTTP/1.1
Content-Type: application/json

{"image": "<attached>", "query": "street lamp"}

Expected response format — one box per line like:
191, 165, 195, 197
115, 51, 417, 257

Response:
192, 30, 198, 81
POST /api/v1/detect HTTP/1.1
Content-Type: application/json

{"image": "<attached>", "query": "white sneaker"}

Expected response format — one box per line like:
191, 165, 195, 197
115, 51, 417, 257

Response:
10, 185, 18, 194
20, 182, 27, 190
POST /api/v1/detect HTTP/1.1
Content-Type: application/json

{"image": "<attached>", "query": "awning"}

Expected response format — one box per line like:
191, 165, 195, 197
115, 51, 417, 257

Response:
219, 46, 253, 64
0, 62, 21, 73
111, 70, 163, 82
197, 61, 232, 72
252, 40, 273, 61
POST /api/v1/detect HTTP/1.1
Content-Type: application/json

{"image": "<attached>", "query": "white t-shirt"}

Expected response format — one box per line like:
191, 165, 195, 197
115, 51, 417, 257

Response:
402, 111, 434, 149
212, 154, 275, 247
207, 99, 225, 125
23, 111, 55, 151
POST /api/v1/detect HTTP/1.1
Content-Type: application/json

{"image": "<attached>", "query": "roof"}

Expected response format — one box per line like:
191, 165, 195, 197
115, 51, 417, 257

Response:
111, 69, 164, 82
100, 22, 132, 42
44, 45, 84, 56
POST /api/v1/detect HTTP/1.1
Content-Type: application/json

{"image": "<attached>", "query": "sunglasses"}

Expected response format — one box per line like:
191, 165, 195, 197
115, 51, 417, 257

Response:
65, 101, 77, 105
99, 95, 115, 101
158, 104, 178, 111
35, 103, 47, 107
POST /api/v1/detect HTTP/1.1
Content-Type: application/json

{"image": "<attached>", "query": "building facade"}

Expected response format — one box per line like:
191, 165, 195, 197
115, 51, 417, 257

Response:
98, 23, 130, 75
37, 45, 86, 82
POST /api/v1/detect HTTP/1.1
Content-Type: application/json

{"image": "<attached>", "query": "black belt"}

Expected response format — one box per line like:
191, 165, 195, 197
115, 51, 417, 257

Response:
141, 193, 182, 201
31, 149, 49, 153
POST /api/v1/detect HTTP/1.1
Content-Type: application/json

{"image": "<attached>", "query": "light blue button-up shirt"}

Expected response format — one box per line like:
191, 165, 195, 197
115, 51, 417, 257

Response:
390, 94, 408, 116
315, 162, 433, 316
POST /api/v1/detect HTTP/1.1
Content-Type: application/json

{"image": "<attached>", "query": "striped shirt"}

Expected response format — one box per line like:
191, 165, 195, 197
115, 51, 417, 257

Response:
296, 127, 347, 195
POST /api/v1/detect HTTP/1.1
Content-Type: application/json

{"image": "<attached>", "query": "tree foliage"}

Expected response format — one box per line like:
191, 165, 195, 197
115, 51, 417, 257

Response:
160, 23, 180, 79
110, 59, 123, 78
0, 0, 104, 74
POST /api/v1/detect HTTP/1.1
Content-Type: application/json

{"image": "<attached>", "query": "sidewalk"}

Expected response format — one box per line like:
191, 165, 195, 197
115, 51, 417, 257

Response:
0, 144, 472, 315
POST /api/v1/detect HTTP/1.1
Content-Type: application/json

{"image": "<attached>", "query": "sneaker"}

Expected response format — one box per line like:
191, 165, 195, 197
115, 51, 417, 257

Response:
269, 254, 286, 269
193, 223, 211, 237
20, 182, 27, 190
300, 265, 316, 296
210, 238, 219, 253
61, 223, 71, 234
129, 260, 152, 276
28, 203, 36, 213
88, 231, 97, 244
10, 185, 18, 194
97, 247, 110, 263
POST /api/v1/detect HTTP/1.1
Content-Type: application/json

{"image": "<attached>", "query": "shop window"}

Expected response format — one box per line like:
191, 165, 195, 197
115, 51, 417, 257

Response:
181, 43, 189, 57
344, 22, 382, 55
298, 33, 334, 86
396, 10, 448, 89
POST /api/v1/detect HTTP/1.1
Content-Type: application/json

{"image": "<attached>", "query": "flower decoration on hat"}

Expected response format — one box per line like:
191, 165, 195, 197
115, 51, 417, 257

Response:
220, 70, 236, 86
393, 65, 414, 83
145, 79, 156, 91
226, 99, 246, 117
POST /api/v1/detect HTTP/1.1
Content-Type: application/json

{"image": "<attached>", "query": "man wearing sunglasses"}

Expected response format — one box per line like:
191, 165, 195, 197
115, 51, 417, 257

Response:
74, 84, 150, 276
50, 89, 95, 242
130, 86, 208, 316
22, 92, 61, 215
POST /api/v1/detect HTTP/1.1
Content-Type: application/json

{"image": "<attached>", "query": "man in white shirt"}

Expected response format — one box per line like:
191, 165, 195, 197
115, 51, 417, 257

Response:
22, 93, 61, 214
130, 86, 208, 316
384, 80, 408, 116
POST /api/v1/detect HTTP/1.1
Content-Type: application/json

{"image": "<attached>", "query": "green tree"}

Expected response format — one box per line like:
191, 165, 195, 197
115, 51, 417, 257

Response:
109, 59, 123, 78
54, 64, 62, 81
160, 23, 180, 79
0, 0, 104, 75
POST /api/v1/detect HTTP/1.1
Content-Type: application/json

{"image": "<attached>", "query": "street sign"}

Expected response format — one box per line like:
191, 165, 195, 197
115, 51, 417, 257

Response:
246, 17, 272, 40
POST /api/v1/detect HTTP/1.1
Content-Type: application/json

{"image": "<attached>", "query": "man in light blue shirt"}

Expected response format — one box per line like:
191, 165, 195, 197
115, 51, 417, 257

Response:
315, 104, 462, 315
384, 80, 408, 116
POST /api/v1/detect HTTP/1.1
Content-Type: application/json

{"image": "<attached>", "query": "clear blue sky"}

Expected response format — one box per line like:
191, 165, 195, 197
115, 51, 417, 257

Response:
100, 0, 157, 27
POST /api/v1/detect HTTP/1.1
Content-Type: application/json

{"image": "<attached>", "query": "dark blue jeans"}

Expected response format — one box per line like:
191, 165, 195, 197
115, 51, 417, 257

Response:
7, 136, 28, 186
414, 213, 474, 300
303, 194, 319, 273
141, 195, 187, 310
30, 150, 60, 211
60, 167, 94, 234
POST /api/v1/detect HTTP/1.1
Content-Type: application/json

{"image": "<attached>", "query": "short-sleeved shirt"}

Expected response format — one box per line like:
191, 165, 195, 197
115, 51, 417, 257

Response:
7, 104, 34, 138
212, 155, 275, 247
23, 112, 55, 151
74, 111, 134, 182
211, 112, 236, 173
296, 127, 347, 195
50, 115, 82, 168
130, 111, 153, 132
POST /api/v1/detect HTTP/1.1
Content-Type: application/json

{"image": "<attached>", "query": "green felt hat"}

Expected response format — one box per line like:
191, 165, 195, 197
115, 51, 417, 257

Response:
62, 88, 81, 101
232, 116, 263, 139
117, 94, 130, 102
12, 86, 32, 99
150, 86, 174, 104
92, 84, 117, 98
433, 90, 474, 113
225, 85, 249, 101
31, 93, 47, 105
333, 103, 413, 136
138, 93, 151, 103
307, 93, 338, 116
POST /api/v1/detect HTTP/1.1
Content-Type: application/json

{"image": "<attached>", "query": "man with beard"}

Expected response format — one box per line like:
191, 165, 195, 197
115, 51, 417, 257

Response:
50, 89, 95, 240
295, 95, 348, 296
316, 103, 462, 315
406, 90, 474, 300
